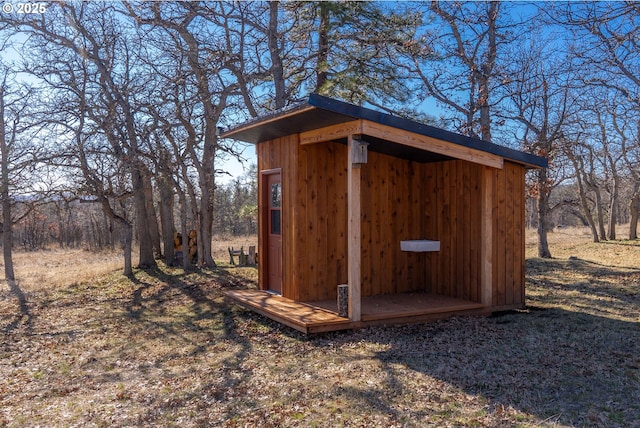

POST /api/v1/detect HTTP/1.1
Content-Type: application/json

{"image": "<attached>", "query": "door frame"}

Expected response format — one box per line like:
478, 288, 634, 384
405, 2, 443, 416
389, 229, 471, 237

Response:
260, 168, 283, 294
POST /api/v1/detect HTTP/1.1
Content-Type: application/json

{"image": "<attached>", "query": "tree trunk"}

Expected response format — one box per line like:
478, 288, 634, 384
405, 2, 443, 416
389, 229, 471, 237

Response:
121, 221, 133, 276
2, 198, 15, 282
0, 88, 15, 282
178, 26, 218, 268
478, 1, 497, 143
629, 186, 640, 240
143, 172, 162, 259
177, 186, 191, 271
315, 3, 330, 93
569, 152, 599, 242
537, 168, 552, 258
593, 184, 607, 240
268, 1, 286, 109
607, 169, 619, 240
607, 197, 617, 240
158, 173, 175, 266
131, 164, 156, 268
198, 143, 216, 268
95, 195, 133, 276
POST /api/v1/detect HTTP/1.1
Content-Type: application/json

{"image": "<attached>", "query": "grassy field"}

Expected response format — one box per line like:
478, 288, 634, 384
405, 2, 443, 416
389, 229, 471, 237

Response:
1, 230, 639, 427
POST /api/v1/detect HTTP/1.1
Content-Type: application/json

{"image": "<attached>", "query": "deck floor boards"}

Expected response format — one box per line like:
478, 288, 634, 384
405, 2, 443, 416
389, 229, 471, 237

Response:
225, 289, 486, 333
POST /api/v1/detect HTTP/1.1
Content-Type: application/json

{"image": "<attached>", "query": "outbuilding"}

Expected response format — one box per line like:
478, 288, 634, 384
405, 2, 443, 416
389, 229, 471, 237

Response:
222, 94, 547, 333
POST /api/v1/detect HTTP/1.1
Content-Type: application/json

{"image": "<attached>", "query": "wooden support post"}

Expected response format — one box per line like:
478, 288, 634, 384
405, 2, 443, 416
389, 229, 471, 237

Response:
481, 166, 495, 306
348, 135, 362, 321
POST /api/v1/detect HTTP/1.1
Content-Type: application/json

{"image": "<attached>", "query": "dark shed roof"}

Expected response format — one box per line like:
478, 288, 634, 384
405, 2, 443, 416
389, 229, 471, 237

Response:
221, 94, 548, 169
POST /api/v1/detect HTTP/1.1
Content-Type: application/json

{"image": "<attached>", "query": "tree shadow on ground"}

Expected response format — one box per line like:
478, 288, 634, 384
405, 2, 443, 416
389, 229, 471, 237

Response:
367, 308, 639, 426
324, 257, 640, 426
526, 257, 640, 319
2, 279, 32, 334
121, 266, 258, 423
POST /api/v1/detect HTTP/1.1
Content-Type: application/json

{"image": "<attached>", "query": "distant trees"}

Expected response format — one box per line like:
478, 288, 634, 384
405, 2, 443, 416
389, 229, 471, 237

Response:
550, 2, 640, 241
4, 174, 256, 253
214, 166, 257, 237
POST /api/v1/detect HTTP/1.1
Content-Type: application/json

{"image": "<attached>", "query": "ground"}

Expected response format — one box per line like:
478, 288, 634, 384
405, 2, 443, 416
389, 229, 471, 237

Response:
1, 230, 639, 427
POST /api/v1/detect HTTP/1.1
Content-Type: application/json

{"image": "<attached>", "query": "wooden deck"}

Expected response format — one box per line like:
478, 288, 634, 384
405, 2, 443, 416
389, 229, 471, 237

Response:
224, 289, 488, 334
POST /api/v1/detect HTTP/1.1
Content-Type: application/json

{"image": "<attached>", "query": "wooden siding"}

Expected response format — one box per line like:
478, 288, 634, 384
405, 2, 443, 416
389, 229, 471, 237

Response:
491, 161, 526, 308
296, 141, 348, 301
258, 135, 526, 309
360, 150, 427, 297
422, 160, 525, 307
257, 134, 300, 300
423, 160, 483, 301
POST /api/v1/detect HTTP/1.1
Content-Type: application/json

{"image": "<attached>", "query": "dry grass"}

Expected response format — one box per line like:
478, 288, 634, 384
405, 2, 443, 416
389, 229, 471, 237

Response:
1, 229, 639, 427
4, 236, 258, 291
525, 225, 640, 269
6, 248, 124, 291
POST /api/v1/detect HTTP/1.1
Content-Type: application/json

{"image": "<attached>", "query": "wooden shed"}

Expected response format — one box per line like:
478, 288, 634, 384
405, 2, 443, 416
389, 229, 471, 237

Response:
222, 94, 547, 333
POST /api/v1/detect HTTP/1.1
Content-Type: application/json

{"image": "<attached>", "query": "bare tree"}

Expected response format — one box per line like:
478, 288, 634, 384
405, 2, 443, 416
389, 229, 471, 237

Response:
0, 75, 17, 282
624, 136, 640, 238
5, 2, 160, 268
399, 1, 514, 141
596, 109, 624, 240
614, 105, 640, 239
125, 1, 252, 268
501, 35, 576, 258
0, 64, 50, 279
571, 85, 638, 241
552, 2, 640, 239
565, 140, 600, 242
3, 3, 161, 272
0, 63, 46, 327
0, 74, 21, 282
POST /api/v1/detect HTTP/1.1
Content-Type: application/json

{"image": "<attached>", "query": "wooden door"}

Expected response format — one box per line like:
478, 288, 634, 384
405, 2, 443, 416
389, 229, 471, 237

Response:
264, 171, 282, 294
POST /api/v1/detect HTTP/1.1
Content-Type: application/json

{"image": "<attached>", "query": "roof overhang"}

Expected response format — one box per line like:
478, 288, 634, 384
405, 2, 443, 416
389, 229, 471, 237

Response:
221, 94, 548, 169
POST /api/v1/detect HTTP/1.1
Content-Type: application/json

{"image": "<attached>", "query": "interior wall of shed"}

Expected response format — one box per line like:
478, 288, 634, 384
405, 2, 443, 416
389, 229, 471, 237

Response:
296, 143, 487, 303
422, 160, 483, 302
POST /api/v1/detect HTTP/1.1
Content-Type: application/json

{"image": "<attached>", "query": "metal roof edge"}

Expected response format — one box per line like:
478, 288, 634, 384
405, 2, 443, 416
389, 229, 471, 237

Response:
308, 94, 548, 169
220, 101, 314, 140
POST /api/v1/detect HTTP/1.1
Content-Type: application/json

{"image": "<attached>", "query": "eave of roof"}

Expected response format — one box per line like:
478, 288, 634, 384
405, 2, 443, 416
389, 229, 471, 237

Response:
221, 94, 548, 169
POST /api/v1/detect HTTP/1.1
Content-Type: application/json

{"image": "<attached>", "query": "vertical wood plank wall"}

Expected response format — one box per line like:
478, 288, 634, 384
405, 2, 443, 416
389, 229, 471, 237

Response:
360, 150, 427, 296
423, 160, 483, 301
258, 135, 526, 308
491, 161, 526, 308
256, 134, 300, 300
423, 159, 525, 308
296, 141, 348, 301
